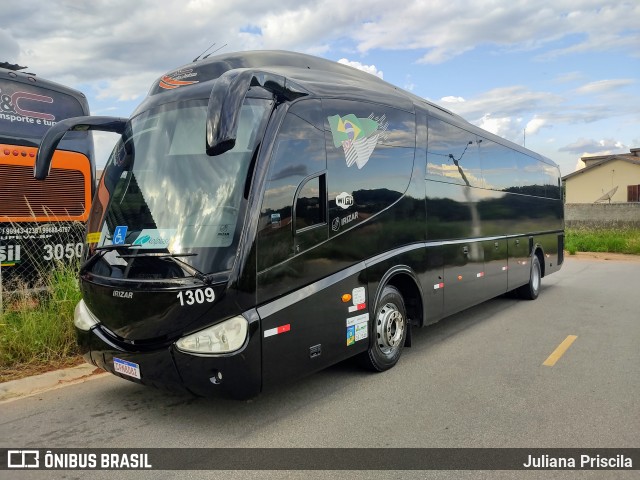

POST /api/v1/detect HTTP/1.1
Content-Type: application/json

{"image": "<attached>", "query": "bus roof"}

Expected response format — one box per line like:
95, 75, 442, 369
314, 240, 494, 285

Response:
0, 65, 90, 113
149, 50, 458, 117
143, 50, 557, 168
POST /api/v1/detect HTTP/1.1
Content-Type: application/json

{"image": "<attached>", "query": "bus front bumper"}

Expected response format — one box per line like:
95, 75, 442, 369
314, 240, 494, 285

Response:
75, 318, 262, 400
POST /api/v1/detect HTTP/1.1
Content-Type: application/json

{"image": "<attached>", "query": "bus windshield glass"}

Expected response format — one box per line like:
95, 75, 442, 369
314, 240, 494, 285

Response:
89, 97, 272, 279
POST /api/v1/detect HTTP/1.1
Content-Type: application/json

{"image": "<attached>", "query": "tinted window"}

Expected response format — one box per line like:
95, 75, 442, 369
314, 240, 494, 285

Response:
542, 163, 561, 199
258, 100, 326, 271
515, 153, 545, 196
295, 175, 324, 231
87, 98, 272, 278
324, 99, 415, 236
427, 118, 483, 187
478, 138, 518, 191
0, 79, 86, 145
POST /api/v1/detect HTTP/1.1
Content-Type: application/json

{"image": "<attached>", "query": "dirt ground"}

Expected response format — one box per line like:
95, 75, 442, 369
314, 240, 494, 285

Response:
567, 251, 640, 262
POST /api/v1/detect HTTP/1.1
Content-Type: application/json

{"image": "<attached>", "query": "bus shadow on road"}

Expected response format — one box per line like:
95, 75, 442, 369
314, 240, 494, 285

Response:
87, 291, 529, 437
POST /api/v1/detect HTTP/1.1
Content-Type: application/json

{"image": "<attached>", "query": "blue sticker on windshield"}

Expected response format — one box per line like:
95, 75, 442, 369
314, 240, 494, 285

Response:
113, 226, 128, 245
132, 229, 176, 249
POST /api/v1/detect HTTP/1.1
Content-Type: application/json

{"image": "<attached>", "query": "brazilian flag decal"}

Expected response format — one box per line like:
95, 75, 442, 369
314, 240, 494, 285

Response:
328, 114, 382, 169
328, 114, 379, 147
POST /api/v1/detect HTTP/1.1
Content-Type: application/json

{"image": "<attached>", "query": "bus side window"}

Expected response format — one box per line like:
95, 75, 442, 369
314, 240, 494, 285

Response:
295, 174, 326, 231
478, 138, 518, 192
323, 99, 415, 237
515, 153, 545, 197
294, 173, 328, 254
257, 100, 326, 272
427, 118, 483, 188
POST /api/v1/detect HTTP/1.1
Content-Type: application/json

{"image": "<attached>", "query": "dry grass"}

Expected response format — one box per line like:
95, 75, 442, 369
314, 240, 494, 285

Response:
0, 263, 82, 382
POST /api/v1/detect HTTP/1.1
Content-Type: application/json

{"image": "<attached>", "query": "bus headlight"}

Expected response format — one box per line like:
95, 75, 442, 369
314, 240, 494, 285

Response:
74, 300, 100, 331
175, 316, 248, 354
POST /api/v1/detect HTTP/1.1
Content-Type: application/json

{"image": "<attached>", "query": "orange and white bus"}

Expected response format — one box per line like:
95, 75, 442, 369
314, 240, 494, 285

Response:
0, 62, 94, 284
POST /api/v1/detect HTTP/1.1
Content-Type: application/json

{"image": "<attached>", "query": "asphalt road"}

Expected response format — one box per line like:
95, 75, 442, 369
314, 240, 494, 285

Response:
1, 256, 638, 479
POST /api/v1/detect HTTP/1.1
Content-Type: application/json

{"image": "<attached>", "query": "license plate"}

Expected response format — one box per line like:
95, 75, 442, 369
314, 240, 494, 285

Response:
113, 357, 141, 379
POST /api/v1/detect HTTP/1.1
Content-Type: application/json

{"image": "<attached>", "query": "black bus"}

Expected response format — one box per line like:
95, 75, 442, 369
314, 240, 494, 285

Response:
35, 51, 564, 399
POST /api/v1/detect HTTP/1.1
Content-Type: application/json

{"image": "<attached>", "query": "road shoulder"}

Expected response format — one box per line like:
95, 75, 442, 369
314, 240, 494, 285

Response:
0, 363, 106, 403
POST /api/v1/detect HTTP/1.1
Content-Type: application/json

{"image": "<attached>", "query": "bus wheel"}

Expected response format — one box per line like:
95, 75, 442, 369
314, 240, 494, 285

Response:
360, 286, 407, 372
518, 255, 541, 300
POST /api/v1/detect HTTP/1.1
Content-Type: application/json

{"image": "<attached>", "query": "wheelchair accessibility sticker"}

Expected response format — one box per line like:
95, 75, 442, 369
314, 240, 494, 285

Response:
113, 226, 128, 245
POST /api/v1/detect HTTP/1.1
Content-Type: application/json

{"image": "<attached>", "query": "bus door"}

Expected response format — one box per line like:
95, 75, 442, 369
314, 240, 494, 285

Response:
256, 100, 368, 387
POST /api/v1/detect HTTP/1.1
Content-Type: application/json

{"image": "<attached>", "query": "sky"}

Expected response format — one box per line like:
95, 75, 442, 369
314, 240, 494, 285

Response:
2, 0, 639, 175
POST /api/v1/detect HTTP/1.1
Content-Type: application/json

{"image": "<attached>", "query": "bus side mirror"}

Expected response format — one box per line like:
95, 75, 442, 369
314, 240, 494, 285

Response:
35, 116, 127, 180
206, 69, 308, 156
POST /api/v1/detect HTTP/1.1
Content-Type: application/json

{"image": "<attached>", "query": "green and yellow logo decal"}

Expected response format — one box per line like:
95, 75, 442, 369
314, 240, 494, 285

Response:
328, 114, 385, 169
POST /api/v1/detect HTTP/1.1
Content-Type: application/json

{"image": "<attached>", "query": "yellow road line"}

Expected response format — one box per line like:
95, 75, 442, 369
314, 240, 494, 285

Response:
543, 335, 578, 366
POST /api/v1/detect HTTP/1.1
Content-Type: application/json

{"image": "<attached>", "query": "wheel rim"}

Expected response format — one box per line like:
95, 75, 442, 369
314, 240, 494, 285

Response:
376, 302, 405, 356
532, 261, 541, 293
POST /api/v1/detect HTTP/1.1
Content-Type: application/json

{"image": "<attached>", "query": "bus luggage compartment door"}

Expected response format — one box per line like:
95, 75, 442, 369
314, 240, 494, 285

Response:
507, 236, 531, 290
257, 268, 368, 390
442, 242, 485, 315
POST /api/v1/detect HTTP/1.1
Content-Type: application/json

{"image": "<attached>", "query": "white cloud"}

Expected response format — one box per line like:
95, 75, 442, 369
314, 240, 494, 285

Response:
352, 1, 640, 64
0, 28, 20, 60
560, 138, 627, 155
3, 0, 638, 175
6, 1, 639, 86
439, 82, 637, 147
337, 58, 383, 79
554, 71, 584, 84
404, 75, 415, 92
574, 79, 636, 95
442, 86, 563, 119
94, 72, 160, 102
440, 96, 465, 103
525, 117, 547, 135
475, 114, 524, 141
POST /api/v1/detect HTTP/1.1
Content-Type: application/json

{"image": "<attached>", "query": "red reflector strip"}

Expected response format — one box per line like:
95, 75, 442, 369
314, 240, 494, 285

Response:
433, 282, 444, 290
348, 303, 367, 313
264, 324, 291, 338
277, 324, 290, 334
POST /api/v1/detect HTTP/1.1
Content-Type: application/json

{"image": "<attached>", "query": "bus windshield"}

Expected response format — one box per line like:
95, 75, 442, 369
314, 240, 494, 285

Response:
88, 97, 272, 279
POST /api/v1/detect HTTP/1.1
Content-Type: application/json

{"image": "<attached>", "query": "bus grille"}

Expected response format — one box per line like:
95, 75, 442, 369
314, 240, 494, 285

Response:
0, 164, 86, 219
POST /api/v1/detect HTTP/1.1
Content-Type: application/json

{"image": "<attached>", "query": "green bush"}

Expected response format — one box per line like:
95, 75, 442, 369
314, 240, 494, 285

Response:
565, 227, 640, 255
0, 262, 81, 379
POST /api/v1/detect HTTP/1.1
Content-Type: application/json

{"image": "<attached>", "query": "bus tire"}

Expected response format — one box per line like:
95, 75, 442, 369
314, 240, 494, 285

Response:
360, 285, 407, 372
517, 254, 541, 300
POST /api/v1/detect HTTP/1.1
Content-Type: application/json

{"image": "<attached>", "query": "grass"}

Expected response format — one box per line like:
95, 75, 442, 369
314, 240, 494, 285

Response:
0, 263, 83, 382
565, 227, 640, 255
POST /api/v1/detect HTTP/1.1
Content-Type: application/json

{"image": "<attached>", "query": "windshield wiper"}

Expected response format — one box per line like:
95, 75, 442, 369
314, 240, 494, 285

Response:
95, 243, 142, 251
80, 244, 142, 274
116, 251, 215, 284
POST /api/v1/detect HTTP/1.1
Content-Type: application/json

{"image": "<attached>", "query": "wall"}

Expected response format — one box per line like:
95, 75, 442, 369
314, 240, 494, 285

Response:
565, 203, 640, 228
564, 159, 640, 203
